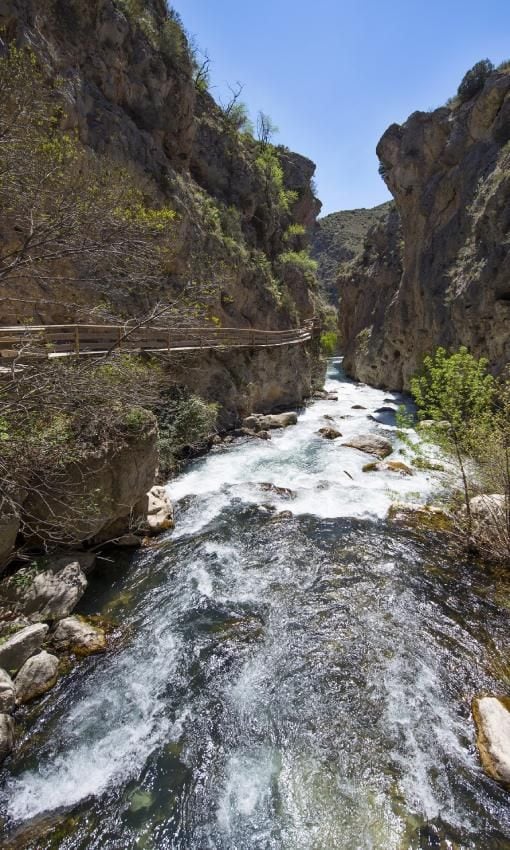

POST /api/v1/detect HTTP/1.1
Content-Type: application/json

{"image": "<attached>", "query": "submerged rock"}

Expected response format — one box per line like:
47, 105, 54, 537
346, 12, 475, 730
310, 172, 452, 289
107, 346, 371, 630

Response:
51, 616, 106, 656
0, 623, 49, 674
363, 460, 413, 476
0, 560, 87, 622
472, 696, 510, 787
387, 503, 453, 531
0, 712, 14, 763
146, 485, 174, 535
0, 668, 15, 713
317, 427, 342, 440
351, 404, 367, 410
342, 434, 392, 459
259, 483, 296, 499
15, 650, 59, 704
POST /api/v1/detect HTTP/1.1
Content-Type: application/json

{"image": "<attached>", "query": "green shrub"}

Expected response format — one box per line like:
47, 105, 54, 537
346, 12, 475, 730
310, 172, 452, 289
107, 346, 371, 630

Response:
457, 59, 494, 103
255, 147, 297, 214
410, 346, 495, 438
278, 250, 318, 276
320, 331, 339, 356
157, 392, 218, 472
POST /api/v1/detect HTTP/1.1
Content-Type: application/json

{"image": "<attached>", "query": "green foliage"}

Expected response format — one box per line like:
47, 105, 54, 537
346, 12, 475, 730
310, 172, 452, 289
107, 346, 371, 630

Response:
255, 147, 297, 214
320, 331, 339, 356
157, 392, 218, 472
457, 59, 494, 103
278, 250, 318, 276
410, 346, 495, 438
498, 59, 510, 72
395, 405, 415, 430
224, 102, 253, 134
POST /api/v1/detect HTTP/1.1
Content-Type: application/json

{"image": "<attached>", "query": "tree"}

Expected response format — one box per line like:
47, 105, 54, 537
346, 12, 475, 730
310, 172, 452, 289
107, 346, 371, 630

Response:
257, 111, 278, 146
410, 347, 496, 538
220, 83, 253, 133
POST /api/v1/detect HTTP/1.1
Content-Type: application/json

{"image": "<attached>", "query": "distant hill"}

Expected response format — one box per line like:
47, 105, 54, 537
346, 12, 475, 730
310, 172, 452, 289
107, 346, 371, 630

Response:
311, 202, 392, 305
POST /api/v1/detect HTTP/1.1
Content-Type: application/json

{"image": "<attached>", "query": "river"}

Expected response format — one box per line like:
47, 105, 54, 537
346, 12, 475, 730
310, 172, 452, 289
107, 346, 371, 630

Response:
1, 359, 510, 849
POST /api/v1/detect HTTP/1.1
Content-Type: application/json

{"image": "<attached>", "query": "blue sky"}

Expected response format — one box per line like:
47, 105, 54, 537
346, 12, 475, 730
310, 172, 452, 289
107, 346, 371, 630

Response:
176, 1, 510, 216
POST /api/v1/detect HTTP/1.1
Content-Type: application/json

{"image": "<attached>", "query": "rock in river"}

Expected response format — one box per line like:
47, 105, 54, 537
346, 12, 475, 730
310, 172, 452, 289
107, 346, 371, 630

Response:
0, 559, 87, 622
0, 668, 15, 712
146, 485, 174, 535
0, 623, 49, 674
51, 616, 106, 656
363, 460, 413, 476
15, 650, 59, 704
341, 434, 392, 459
473, 696, 510, 787
0, 713, 14, 764
242, 412, 297, 431
317, 427, 342, 440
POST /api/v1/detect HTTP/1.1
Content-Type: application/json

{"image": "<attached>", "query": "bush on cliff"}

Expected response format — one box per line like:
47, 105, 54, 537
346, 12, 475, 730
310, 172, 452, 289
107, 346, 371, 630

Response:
457, 59, 494, 104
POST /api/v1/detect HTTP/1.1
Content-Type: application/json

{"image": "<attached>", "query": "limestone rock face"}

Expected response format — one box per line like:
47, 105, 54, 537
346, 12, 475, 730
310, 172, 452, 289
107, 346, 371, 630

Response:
51, 616, 106, 656
341, 434, 392, 459
338, 68, 510, 389
0, 713, 14, 764
0, 668, 15, 713
1, 560, 87, 622
0, 0, 321, 332
0, 623, 48, 674
473, 696, 510, 786
14, 650, 59, 704
21, 421, 159, 546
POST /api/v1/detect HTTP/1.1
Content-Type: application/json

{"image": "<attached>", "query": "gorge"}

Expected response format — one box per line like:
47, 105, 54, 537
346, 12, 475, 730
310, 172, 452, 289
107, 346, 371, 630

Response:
0, 3, 509, 850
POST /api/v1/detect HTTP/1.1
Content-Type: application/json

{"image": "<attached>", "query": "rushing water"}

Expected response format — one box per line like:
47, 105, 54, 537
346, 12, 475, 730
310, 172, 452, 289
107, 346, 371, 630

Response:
2, 360, 510, 849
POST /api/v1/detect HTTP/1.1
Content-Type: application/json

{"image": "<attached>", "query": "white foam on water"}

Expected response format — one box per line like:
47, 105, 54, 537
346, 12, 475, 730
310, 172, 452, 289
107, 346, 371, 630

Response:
5, 627, 181, 822
168, 359, 444, 523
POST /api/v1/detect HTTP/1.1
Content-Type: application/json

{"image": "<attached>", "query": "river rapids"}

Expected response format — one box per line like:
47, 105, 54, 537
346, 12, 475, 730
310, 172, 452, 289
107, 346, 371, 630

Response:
1, 359, 510, 849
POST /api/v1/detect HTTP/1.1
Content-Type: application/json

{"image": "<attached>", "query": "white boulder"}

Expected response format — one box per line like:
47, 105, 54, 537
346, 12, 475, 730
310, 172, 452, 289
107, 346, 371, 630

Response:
15, 650, 59, 704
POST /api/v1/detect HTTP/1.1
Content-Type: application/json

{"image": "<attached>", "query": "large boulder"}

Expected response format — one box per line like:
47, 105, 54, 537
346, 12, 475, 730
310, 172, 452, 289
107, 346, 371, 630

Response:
0, 623, 48, 674
242, 412, 298, 432
0, 713, 14, 764
341, 434, 393, 459
0, 668, 15, 713
0, 560, 87, 622
51, 616, 106, 656
15, 651, 59, 704
473, 696, 510, 786
145, 486, 174, 536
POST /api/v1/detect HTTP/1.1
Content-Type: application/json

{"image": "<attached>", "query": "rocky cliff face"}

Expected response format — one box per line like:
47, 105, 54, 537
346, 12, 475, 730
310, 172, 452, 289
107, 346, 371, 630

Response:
339, 67, 510, 389
0, 0, 320, 328
312, 203, 391, 306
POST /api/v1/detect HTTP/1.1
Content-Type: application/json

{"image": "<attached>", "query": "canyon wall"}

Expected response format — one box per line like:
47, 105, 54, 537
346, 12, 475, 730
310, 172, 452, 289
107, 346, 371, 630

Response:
339, 66, 510, 388
0, 0, 321, 330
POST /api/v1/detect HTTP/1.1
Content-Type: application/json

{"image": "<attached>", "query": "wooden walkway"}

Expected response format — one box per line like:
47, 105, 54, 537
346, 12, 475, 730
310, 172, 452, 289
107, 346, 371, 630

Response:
0, 319, 318, 361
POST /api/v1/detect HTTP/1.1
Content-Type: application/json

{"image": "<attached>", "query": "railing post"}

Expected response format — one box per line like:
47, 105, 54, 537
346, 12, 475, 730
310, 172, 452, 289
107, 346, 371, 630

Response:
74, 325, 80, 355
118, 327, 122, 351
167, 330, 171, 353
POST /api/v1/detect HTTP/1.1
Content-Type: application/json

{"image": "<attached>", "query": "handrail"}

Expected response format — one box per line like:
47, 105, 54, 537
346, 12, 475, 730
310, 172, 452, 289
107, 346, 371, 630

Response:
0, 318, 320, 361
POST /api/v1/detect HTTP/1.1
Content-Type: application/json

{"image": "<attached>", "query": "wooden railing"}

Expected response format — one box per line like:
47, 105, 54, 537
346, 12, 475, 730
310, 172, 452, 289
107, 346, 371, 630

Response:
0, 319, 319, 361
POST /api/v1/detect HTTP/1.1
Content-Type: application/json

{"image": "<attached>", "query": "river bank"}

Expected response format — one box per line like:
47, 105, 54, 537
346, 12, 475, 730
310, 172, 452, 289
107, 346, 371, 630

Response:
1, 359, 509, 849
